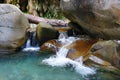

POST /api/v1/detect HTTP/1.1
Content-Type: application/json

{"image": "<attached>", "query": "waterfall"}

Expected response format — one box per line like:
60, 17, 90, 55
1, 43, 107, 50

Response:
42, 31, 96, 76
25, 39, 31, 48
23, 31, 39, 51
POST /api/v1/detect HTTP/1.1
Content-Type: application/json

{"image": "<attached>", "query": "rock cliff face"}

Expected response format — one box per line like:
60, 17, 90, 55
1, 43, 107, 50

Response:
0, 4, 29, 53
60, 0, 120, 39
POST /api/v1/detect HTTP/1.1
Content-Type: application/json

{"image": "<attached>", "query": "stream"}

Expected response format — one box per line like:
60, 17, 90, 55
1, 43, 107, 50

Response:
0, 51, 119, 80
0, 31, 120, 80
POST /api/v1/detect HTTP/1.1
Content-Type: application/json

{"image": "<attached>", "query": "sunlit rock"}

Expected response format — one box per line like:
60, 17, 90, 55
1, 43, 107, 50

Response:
0, 4, 29, 53
66, 39, 98, 60
60, 0, 120, 39
40, 39, 62, 54
36, 22, 59, 46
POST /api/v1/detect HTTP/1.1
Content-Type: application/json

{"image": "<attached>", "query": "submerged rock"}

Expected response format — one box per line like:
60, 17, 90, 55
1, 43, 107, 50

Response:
36, 22, 59, 46
60, 0, 120, 39
0, 4, 29, 53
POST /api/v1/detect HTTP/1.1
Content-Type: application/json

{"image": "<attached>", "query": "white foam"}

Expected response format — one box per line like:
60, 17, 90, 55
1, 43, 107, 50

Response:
23, 47, 40, 51
23, 39, 40, 51
42, 55, 96, 76
63, 0, 70, 2
42, 32, 96, 76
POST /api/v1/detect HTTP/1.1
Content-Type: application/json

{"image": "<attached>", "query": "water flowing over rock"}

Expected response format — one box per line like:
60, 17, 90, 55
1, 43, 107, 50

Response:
60, 0, 120, 39
40, 38, 120, 69
0, 4, 29, 53
42, 32, 96, 76
40, 26, 120, 76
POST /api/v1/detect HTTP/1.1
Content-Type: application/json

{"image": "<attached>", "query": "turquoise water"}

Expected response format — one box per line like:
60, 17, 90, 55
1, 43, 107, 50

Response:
0, 51, 120, 80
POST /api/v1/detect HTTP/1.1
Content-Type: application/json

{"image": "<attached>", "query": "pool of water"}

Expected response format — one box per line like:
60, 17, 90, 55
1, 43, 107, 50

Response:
0, 51, 120, 80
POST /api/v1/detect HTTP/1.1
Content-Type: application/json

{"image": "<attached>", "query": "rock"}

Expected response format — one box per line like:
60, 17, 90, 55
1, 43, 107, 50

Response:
40, 39, 62, 53
91, 40, 120, 68
68, 22, 86, 36
2, 0, 28, 12
66, 39, 120, 68
40, 37, 120, 69
0, 4, 29, 53
60, 0, 120, 39
66, 39, 98, 60
36, 22, 59, 46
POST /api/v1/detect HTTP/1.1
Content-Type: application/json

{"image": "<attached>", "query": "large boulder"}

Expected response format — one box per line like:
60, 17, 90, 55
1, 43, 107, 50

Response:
66, 39, 98, 60
91, 40, 120, 68
0, 4, 29, 53
66, 39, 120, 68
60, 0, 120, 39
36, 22, 59, 46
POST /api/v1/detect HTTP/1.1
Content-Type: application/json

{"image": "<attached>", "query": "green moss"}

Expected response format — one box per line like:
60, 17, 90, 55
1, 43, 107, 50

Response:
43, 10, 64, 19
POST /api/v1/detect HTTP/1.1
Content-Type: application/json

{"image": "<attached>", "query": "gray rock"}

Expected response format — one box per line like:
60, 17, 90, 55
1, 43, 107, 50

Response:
60, 0, 120, 39
36, 22, 59, 46
0, 4, 29, 53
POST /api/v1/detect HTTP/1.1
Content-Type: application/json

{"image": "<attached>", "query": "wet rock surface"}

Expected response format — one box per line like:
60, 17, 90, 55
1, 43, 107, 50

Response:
40, 38, 120, 70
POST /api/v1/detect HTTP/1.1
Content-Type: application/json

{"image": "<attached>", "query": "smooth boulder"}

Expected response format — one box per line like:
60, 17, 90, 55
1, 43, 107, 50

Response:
60, 0, 120, 39
36, 22, 59, 46
66, 39, 98, 60
0, 4, 29, 53
40, 39, 62, 53
91, 40, 120, 68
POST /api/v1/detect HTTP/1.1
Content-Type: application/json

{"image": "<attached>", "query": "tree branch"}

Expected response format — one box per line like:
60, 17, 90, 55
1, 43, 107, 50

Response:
24, 14, 68, 26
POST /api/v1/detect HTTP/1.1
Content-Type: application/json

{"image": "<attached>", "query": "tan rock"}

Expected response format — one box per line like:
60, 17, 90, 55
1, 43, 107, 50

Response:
40, 39, 62, 54
66, 39, 98, 60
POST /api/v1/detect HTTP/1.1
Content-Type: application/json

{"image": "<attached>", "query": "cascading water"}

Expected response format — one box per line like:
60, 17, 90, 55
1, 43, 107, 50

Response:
23, 32, 39, 51
42, 31, 96, 76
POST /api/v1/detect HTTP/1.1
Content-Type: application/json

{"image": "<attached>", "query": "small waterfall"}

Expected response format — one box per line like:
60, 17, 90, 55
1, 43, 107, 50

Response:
23, 31, 39, 51
26, 39, 31, 48
42, 31, 96, 76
